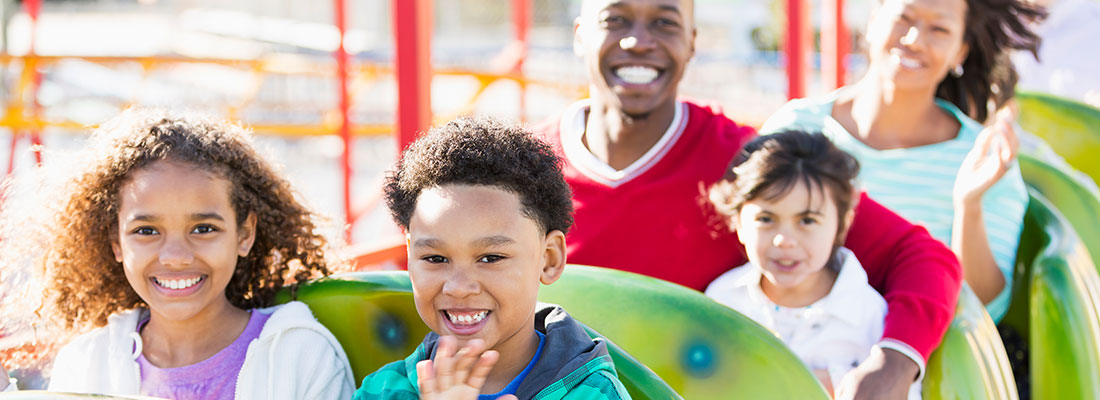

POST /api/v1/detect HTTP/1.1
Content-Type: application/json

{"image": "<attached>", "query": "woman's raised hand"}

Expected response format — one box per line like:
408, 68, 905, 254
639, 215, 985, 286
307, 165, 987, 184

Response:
416, 336, 516, 400
954, 107, 1019, 206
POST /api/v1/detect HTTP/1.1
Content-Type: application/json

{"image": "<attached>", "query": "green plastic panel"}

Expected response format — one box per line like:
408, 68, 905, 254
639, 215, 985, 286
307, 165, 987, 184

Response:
273, 271, 682, 399
1001, 191, 1100, 399
923, 285, 1017, 400
1016, 91, 1100, 184
539, 265, 828, 399
1019, 153, 1100, 276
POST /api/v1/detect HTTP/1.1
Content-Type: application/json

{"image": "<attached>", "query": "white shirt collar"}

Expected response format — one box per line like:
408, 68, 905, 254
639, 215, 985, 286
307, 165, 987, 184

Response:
726, 247, 871, 327
558, 99, 688, 188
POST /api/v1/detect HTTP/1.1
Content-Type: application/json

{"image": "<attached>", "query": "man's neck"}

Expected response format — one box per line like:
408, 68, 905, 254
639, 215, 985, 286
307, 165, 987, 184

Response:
582, 99, 678, 171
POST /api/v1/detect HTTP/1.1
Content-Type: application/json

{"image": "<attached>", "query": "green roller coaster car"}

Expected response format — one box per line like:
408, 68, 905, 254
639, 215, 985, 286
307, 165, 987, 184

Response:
1016, 91, 1100, 185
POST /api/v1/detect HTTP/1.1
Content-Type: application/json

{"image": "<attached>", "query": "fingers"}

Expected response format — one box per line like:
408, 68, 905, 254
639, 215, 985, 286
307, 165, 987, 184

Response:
435, 335, 459, 389
417, 360, 437, 398
452, 339, 487, 385
466, 350, 501, 391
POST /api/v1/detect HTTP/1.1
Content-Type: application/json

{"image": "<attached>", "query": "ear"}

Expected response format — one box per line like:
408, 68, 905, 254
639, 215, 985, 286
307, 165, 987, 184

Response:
110, 231, 123, 263
539, 230, 567, 285
952, 42, 970, 72
237, 212, 258, 257
573, 17, 585, 57
690, 27, 697, 56
730, 214, 746, 243
838, 191, 862, 243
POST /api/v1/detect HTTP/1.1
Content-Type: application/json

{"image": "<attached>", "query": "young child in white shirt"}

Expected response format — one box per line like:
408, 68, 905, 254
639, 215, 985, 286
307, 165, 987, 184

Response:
705, 130, 920, 399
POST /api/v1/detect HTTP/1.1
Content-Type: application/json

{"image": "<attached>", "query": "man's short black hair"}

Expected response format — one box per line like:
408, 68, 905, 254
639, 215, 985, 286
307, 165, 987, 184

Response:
384, 116, 574, 234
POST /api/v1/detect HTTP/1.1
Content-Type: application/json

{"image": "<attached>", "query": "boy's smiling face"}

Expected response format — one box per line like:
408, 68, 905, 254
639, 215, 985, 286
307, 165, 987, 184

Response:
407, 184, 566, 353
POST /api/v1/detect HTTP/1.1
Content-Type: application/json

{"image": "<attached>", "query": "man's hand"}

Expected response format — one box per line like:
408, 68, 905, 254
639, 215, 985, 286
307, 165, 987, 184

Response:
416, 336, 516, 400
835, 347, 919, 400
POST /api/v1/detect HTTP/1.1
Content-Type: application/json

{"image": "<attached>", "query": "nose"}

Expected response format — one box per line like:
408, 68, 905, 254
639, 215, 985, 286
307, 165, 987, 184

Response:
620, 26, 656, 53
441, 269, 481, 298
159, 234, 195, 267
772, 231, 798, 249
899, 25, 921, 47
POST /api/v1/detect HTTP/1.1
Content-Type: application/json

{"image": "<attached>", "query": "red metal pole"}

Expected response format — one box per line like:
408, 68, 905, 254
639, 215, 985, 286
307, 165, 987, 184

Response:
393, 0, 433, 152
784, 0, 809, 100
334, 0, 353, 241
821, 0, 848, 90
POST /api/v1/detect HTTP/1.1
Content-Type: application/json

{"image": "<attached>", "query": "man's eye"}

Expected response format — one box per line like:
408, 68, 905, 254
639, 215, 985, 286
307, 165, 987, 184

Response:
655, 18, 680, 28
423, 255, 447, 264
603, 15, 627, 26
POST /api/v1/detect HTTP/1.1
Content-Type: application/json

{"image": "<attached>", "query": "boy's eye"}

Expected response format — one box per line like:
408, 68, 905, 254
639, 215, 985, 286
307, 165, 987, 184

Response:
801, 217, 818, 225
755, 216, 773, 224
478, 254, 505, 263
133, 227, 158, 235
423, 255, 447, 264
192, 225, 218, 234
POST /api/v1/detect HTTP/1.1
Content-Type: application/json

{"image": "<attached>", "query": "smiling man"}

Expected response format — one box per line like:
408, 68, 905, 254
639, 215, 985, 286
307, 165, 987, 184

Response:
531, 0, 963, 398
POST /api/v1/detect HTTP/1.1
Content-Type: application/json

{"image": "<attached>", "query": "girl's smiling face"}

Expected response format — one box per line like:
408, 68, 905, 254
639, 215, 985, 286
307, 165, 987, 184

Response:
734, 182, 840, 304
112, 160, 256, 322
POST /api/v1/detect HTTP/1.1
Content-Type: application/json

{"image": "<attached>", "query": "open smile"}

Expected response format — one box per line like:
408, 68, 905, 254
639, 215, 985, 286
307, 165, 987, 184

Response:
440, 309, 491, 335
150, 274, 207, 296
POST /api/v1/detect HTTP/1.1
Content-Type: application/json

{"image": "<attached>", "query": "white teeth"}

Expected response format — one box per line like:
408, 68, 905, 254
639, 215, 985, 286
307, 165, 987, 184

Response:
893, 54, 922, 69
447, 310, 489, 326
615, 66, 659, 84
155, 276, 202, 290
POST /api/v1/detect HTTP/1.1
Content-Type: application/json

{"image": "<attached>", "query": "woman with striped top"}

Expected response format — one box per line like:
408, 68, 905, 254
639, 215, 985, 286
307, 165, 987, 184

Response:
759, 0, 1044, 322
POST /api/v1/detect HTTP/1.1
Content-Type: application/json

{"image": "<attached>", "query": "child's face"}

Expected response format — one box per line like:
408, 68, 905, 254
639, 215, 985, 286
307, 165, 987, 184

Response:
112, 160, 256, 322
735, 182, 840, 292
406, 184, 565, 352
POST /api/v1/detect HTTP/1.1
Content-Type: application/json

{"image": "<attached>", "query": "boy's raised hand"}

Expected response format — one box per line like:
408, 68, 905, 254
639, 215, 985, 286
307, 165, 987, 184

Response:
417, 336, 517, 400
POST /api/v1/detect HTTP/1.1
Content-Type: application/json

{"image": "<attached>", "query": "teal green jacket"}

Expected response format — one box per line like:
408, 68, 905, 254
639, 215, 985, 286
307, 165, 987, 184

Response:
354, 304, 631, 400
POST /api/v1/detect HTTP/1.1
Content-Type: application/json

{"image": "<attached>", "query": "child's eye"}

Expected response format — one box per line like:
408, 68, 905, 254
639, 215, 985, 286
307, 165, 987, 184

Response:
133, 227, 158, 235
478, 254, 505, 263
192, 225, 218, 234
422, 255, 447, 264
602, 15, 627, 27
755, 216, 773, 224
801, 217, 818, 225
654, 18, 680, 29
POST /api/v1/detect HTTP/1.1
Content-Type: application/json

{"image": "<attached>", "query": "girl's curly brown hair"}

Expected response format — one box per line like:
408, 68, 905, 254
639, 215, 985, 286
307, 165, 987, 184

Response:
18, 108, 340, 334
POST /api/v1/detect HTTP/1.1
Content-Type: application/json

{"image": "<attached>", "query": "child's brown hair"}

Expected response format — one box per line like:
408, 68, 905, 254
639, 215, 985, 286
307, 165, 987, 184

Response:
709, 130, 861, 271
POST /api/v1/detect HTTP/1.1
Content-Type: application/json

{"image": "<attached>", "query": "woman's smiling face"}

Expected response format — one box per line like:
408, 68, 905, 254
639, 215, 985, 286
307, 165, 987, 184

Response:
866, 0, 969, 91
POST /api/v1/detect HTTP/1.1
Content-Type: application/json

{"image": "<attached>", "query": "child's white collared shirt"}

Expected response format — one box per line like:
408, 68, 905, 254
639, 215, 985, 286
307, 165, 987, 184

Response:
706, 247, 921, 399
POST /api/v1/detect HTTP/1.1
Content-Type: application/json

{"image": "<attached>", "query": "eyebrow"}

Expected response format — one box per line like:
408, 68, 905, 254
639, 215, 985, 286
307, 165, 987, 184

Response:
126, 212, 226, 223
412, 235, 516, 249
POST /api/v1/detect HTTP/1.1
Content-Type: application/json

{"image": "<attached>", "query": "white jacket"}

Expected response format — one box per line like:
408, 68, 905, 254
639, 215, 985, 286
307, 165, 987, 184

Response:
46, 301, 354, 400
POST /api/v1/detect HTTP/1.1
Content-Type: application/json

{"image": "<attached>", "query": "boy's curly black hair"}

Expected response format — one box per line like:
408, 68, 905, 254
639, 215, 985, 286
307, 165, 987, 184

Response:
384, 116, 573, 235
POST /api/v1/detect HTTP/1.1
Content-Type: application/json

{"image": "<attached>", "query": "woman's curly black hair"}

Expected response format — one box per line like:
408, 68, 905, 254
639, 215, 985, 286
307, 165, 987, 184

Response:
384, 116, 574, 235
937, 0, 1045, 122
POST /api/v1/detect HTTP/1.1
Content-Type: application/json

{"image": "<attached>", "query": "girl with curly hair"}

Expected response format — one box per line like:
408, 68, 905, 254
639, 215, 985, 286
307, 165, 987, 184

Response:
0, 108, 354, 399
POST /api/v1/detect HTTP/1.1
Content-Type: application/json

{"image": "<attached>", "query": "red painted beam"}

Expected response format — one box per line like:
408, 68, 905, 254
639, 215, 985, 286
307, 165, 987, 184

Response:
784, 0, 809, 100
334, 0, 353, 240
821, 0, 848, 90
392, 0, 433, 152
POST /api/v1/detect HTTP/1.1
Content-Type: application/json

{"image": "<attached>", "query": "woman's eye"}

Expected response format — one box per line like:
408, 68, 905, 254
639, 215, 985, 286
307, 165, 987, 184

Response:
192, 225, 217, 234
133, 227, 158, 235
478, 254, 505, 263
423, 255, 447, 264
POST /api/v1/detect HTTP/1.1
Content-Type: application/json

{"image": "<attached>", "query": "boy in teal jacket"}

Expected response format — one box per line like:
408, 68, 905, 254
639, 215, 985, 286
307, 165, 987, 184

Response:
354, 116, 631, 400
